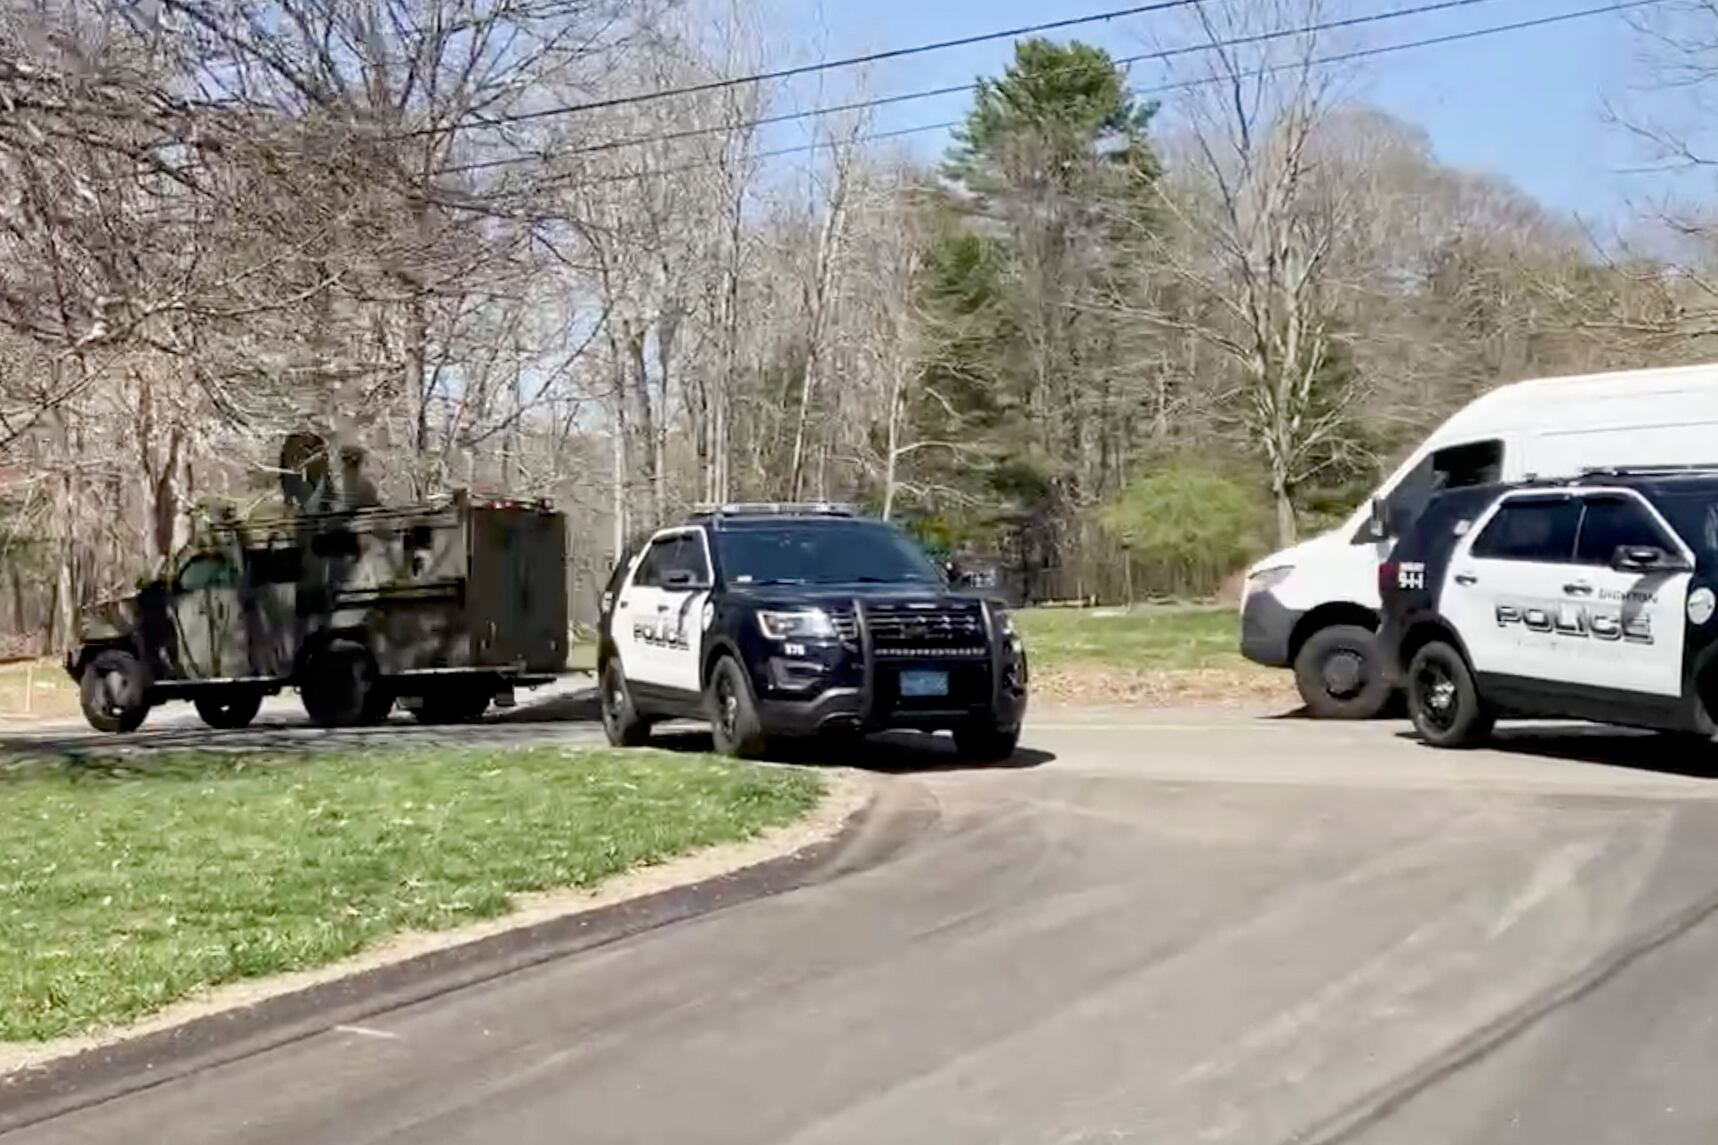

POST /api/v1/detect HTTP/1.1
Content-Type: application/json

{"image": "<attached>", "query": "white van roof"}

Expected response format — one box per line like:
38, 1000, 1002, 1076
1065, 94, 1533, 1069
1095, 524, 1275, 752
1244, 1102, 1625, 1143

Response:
1443, 361, 1718, 436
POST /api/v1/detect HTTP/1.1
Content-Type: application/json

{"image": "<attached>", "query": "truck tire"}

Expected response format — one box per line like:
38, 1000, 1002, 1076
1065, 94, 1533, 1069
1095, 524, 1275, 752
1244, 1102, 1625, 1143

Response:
1407, 641, 1494, 749
79, 648, 150, 734
954, 721, 1020, 764
706, 656, 768, 759
300, 640, 378, 728
600, 660, 651, 746
195, 690, 263, 730
1293, 625, 1393, 720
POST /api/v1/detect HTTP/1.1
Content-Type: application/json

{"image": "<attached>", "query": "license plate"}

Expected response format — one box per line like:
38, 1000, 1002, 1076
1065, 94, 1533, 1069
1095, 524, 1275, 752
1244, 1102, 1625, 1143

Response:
899, 670, 949, 698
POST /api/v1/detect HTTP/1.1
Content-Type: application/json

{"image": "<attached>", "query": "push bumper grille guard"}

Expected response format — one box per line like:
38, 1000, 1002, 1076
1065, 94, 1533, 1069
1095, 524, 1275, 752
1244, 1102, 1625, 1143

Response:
849, 598, 1006, 725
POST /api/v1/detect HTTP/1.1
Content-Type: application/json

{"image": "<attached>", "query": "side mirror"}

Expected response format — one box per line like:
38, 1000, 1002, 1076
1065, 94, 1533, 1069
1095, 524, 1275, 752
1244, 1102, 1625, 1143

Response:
1611, 545, 1689, 574
662, 568, 703, 590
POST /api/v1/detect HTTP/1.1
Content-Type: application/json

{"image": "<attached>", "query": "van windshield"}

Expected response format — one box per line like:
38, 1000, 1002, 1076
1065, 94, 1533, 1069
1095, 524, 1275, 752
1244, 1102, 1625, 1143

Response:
1379, 439, 1505, 537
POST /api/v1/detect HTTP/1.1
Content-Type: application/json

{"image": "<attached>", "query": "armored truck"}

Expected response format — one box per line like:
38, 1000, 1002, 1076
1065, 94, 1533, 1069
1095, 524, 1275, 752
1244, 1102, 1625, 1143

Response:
68, 490, 567, 732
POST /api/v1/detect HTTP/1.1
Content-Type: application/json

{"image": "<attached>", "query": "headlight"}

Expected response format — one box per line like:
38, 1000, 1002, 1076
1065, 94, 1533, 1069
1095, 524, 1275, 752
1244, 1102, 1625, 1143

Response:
1246, 565, 1295, 596
992, 606, 1015, 636
757, 609, 836, 641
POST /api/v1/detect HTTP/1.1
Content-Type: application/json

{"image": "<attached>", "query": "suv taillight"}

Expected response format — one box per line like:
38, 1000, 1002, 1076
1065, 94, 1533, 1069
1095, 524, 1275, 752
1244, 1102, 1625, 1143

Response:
1378, 560, 1398, 597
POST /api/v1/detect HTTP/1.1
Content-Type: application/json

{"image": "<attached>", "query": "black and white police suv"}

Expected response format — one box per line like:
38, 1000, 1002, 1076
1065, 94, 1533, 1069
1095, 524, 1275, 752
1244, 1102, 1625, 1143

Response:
595, 503, 1029, 761
1379, 468, 1718, 748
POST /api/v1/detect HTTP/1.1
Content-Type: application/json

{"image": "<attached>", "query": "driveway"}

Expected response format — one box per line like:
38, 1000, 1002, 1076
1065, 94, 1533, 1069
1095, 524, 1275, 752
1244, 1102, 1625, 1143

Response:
9, 708, 1718, 1143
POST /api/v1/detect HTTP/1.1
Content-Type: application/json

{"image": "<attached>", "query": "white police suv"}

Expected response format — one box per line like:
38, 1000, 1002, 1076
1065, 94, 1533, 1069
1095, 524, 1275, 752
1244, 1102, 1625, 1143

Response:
1379, 468, 1718, 748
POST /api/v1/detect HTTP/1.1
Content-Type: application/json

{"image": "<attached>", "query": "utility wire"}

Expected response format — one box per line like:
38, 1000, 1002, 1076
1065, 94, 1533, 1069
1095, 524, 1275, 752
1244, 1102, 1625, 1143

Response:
442, 0, 1514, 176
402, 1, 1208, 138
453, 0, 1662, 198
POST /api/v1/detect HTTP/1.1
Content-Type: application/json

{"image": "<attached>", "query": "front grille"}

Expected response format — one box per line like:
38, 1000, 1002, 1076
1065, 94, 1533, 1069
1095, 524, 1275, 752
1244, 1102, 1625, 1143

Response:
830, 608, 859, 642
865, 601, 985, 653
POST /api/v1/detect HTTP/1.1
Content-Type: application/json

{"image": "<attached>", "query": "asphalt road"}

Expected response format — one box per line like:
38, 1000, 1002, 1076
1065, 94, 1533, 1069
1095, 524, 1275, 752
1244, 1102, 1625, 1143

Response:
12, 706, 1718, 1143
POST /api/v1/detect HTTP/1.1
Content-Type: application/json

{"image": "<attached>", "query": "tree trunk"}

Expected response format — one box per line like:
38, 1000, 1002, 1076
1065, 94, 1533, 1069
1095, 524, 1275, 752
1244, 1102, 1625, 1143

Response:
1275, 484, 1297, 547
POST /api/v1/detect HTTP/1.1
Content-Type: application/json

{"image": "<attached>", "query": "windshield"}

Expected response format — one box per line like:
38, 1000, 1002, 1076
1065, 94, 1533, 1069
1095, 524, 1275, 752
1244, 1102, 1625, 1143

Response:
714, 521, 941, 586
1656, 491, 1718, 565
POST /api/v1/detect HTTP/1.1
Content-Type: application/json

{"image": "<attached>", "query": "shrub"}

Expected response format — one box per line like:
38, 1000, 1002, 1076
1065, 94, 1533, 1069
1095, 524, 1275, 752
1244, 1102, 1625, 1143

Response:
1096, 464, 1265, 598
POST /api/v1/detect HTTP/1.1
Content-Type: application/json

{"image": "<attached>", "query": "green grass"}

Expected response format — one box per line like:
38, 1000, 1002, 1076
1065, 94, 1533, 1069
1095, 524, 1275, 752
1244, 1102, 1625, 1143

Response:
1014, 605, 1243, 671
0, 746, 823, 1042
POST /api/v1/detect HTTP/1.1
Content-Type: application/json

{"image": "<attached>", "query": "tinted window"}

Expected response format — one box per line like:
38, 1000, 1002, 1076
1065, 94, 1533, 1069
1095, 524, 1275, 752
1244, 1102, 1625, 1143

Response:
311, 529, 359, 559
658, 534, 711, 585
177, 555, 237, 592
715, 522, 940, 586
1470, 498, 1581, 562
1659, 493, 1718, 564
246, 547, 303, 584
631, 533, 710, 587
1575, 497, 1672, 566
1375, 439, 1506, 542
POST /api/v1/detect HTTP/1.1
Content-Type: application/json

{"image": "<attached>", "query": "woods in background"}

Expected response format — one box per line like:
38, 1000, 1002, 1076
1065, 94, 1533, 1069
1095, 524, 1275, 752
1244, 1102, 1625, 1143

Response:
0, 0, 1713, 647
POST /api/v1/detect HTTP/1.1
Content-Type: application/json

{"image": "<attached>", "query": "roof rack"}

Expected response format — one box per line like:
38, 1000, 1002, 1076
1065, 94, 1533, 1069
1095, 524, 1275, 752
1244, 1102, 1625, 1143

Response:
689, 501, 856, 519
1579, 464, 1718, 478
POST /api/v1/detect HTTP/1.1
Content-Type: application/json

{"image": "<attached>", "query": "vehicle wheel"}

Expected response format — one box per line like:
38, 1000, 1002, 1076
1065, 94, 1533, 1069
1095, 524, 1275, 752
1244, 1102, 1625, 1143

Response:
600, 659, 651, 747
79, 649, 150, 734
411, 688, 490, 725
1407, 641, 1494, 749
194, 690, 263, 730
706, 656, 768, 759
300, 640, 378, 728
1294, 625, 1394, 720
360, 683, 396, 726
954, 721, 1020, 764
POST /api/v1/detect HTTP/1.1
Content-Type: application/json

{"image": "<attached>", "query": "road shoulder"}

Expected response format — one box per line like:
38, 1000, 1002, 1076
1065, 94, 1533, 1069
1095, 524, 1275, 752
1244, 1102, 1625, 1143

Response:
0, 769, 876, 1132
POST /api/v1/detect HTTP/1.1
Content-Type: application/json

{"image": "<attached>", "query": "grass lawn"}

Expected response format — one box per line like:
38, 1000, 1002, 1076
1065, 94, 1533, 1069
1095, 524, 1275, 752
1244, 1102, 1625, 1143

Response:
0, 746, 823, 1043
1014, 605, 1243, 672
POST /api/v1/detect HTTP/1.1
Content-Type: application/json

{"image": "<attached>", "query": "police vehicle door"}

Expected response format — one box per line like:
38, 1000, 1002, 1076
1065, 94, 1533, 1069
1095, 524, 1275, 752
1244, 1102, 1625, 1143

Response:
1560, 491, 1691, 697
610, 537, 665, 682
618, 529, 710, 695
171, 553, 240, 679
1442, 494, 1583, 684
651, 530, 713, 695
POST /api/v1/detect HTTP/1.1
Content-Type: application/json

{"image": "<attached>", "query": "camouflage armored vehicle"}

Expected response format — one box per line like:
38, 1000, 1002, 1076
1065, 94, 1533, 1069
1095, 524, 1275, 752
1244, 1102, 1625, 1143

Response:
67, 441, 567, 733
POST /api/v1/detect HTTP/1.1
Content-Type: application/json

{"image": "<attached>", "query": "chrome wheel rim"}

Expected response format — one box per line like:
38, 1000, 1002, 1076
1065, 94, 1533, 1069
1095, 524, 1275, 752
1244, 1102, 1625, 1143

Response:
1414, 661, 1459, 732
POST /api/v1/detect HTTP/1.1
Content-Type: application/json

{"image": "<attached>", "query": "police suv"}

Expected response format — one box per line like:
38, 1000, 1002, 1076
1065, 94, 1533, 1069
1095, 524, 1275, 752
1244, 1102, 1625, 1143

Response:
1380, 468, 1718, 748
595, 504, 1029, 761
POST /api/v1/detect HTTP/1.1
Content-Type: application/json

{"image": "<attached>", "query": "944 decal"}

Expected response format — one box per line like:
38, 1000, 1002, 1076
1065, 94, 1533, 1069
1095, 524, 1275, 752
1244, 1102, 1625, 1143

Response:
1494, 602, 1652, 645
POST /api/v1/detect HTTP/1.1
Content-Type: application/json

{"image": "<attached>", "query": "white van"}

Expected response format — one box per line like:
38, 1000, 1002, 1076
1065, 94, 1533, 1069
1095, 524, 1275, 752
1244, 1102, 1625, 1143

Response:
1240, 361, 1718, 717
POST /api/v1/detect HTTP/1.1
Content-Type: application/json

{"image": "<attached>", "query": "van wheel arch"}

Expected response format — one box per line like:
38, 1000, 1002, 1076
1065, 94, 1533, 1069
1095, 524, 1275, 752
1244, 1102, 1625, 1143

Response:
1288, 603, 1380, 666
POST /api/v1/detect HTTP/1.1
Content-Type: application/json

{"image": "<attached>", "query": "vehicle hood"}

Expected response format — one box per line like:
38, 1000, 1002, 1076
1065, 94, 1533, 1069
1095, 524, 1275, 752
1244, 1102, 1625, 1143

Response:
77, 593, 142, 641
724, 583, 995, 611
1246, 530, 1352, 577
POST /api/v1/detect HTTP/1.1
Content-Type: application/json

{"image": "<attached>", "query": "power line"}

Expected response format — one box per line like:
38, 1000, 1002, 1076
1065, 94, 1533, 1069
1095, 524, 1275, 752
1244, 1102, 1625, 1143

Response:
404, 1, 1206, 138
452, 0, 1662, 199
443, 0, 1514, 176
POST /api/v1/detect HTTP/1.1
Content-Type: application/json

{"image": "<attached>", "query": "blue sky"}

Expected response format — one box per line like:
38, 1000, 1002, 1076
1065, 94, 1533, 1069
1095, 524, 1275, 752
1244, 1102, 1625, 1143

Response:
771, 0, 1684, 228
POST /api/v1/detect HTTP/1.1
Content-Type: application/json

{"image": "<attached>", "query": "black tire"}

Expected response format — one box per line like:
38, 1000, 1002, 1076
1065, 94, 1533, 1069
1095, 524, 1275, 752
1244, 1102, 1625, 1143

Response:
300, 640, 378, 728
194, 690, 263, 730
954, 722, 1020, 764
1407, 640, 1494, 749
600, 659, 651, 747
411, 688, 490, 725
79, 648, 150, 734
360, 683, 396, 726
1294, 624, 1394, 720
706, 656, 769, 759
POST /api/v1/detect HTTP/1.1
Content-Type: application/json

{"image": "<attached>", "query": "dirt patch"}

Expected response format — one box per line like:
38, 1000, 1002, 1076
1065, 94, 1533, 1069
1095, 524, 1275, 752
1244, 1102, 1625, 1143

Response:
0, 769, 872, 1076
1033, 662, 1298, 708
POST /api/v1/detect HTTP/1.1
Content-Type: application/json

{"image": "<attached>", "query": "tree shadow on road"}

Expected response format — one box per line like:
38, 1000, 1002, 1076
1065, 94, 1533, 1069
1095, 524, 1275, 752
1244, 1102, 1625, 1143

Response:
1394, 725, 1718, 780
